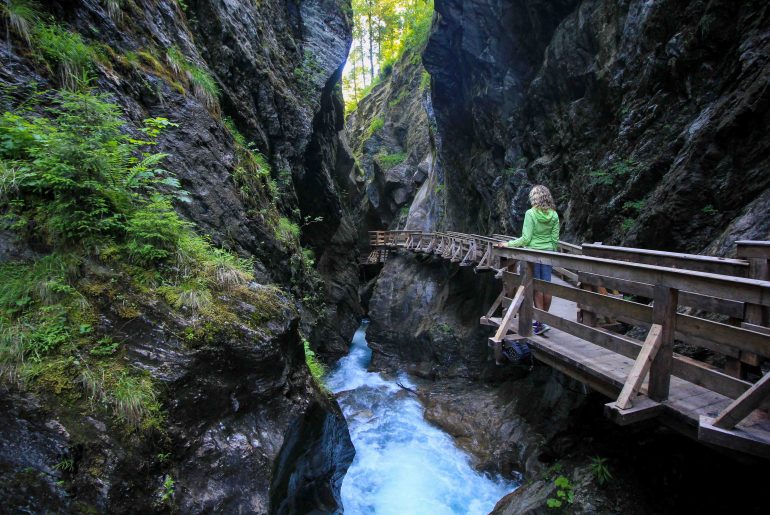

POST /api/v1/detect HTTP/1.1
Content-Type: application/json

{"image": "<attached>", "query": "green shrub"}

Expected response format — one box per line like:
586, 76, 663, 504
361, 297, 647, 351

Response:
161, 474, 175, 505
276, 217, 300, 246
113, 372, 158, 427
375, 151, 407, 169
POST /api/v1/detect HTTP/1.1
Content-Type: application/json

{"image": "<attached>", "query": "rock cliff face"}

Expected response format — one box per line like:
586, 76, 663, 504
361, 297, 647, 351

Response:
424, 0, 770, 253
0, 0, 357, 512
358, 0, 770, 512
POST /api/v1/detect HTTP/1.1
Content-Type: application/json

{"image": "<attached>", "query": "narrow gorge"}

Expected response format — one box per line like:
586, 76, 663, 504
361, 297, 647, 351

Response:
1, 0, 769, 513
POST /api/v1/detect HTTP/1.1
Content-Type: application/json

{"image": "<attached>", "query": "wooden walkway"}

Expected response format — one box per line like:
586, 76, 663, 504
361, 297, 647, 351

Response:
369, 231, 770, 459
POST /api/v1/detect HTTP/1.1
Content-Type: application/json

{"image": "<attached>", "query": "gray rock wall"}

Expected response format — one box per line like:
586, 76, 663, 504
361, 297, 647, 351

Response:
424, 0, 770, 253
0, 0, 358, 512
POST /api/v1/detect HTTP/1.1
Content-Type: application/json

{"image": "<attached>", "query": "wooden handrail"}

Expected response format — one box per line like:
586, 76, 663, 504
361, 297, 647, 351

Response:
497, 247, 770, 307
582, 244, 749, 276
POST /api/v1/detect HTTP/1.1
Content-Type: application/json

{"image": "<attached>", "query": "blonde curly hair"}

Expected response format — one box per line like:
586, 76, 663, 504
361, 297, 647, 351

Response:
529, 185, 556, 211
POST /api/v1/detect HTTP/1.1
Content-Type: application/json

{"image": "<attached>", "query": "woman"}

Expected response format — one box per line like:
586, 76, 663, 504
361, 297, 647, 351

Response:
506, 185, 560, 335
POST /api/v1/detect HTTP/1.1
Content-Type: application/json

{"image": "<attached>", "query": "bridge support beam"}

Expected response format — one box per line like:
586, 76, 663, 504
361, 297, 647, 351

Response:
649, 286, 678, 402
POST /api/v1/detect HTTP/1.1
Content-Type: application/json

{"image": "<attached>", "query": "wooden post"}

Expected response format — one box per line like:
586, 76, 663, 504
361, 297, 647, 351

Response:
648, 285, 678, 401
735, 241, 769, 376
519, 262, 535, 337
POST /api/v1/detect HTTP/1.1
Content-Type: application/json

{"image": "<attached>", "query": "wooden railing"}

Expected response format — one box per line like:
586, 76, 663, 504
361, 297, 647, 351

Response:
369, 230, 770, 439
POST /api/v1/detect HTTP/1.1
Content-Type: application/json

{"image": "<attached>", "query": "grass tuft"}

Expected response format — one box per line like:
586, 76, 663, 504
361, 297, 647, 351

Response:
1, 0, 41, 44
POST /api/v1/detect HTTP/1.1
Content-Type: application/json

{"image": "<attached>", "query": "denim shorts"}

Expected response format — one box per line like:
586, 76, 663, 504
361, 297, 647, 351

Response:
534, 263, 552, 281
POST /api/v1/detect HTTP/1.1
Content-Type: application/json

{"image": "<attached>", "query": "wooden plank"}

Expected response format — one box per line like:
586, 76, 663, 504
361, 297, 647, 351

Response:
554, 267, 579, 284
519, 263, 534, 337
484, 290, 504, 319
649, 286, 678, 401
578, 272, 745, 319
492, 286, 524, 342
494, 247, 770, 307
582, 243, 749, 276
736, 241, 770, 259
742, 322, 770, 336
699, 416, 770, 459
536, 279, 653, 327
676, 314, 770, 358
712, 372, 770, 429
616, 325, 664, 409
605, 396, 663, 426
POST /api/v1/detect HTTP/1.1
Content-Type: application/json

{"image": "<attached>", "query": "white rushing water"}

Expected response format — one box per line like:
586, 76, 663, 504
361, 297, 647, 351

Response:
327, 322, 518, 514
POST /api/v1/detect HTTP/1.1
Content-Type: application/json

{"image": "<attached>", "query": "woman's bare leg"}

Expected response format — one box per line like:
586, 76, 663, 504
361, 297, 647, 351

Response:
543, 293, 552, 312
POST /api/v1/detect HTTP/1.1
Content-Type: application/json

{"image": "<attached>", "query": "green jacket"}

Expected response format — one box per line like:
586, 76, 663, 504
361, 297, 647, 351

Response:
507, 208, 560, 251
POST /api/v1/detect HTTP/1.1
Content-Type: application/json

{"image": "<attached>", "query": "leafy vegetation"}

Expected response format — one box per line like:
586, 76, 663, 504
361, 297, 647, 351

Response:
276, 217, 301, 247
294, 49, 325, 97
0, 89, 261, 431
622, 199, 645, 212
221, 116, 280, 229
546, 475, 575, 510
588, 158, 638, 187
303, 338, 326, 384
702, 204, 717, 215
589, 456, 613, 486
375, 151, 406, 168
366, 116, 384, 138
160, 474, 175, 505
165, 46, 220, 111
1, 0, 41, 45
420, 70, 431, 92
32, 23, 97, 91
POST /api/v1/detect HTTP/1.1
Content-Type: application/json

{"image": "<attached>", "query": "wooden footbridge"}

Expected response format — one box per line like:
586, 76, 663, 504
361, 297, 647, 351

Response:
368, 230, 770, 459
